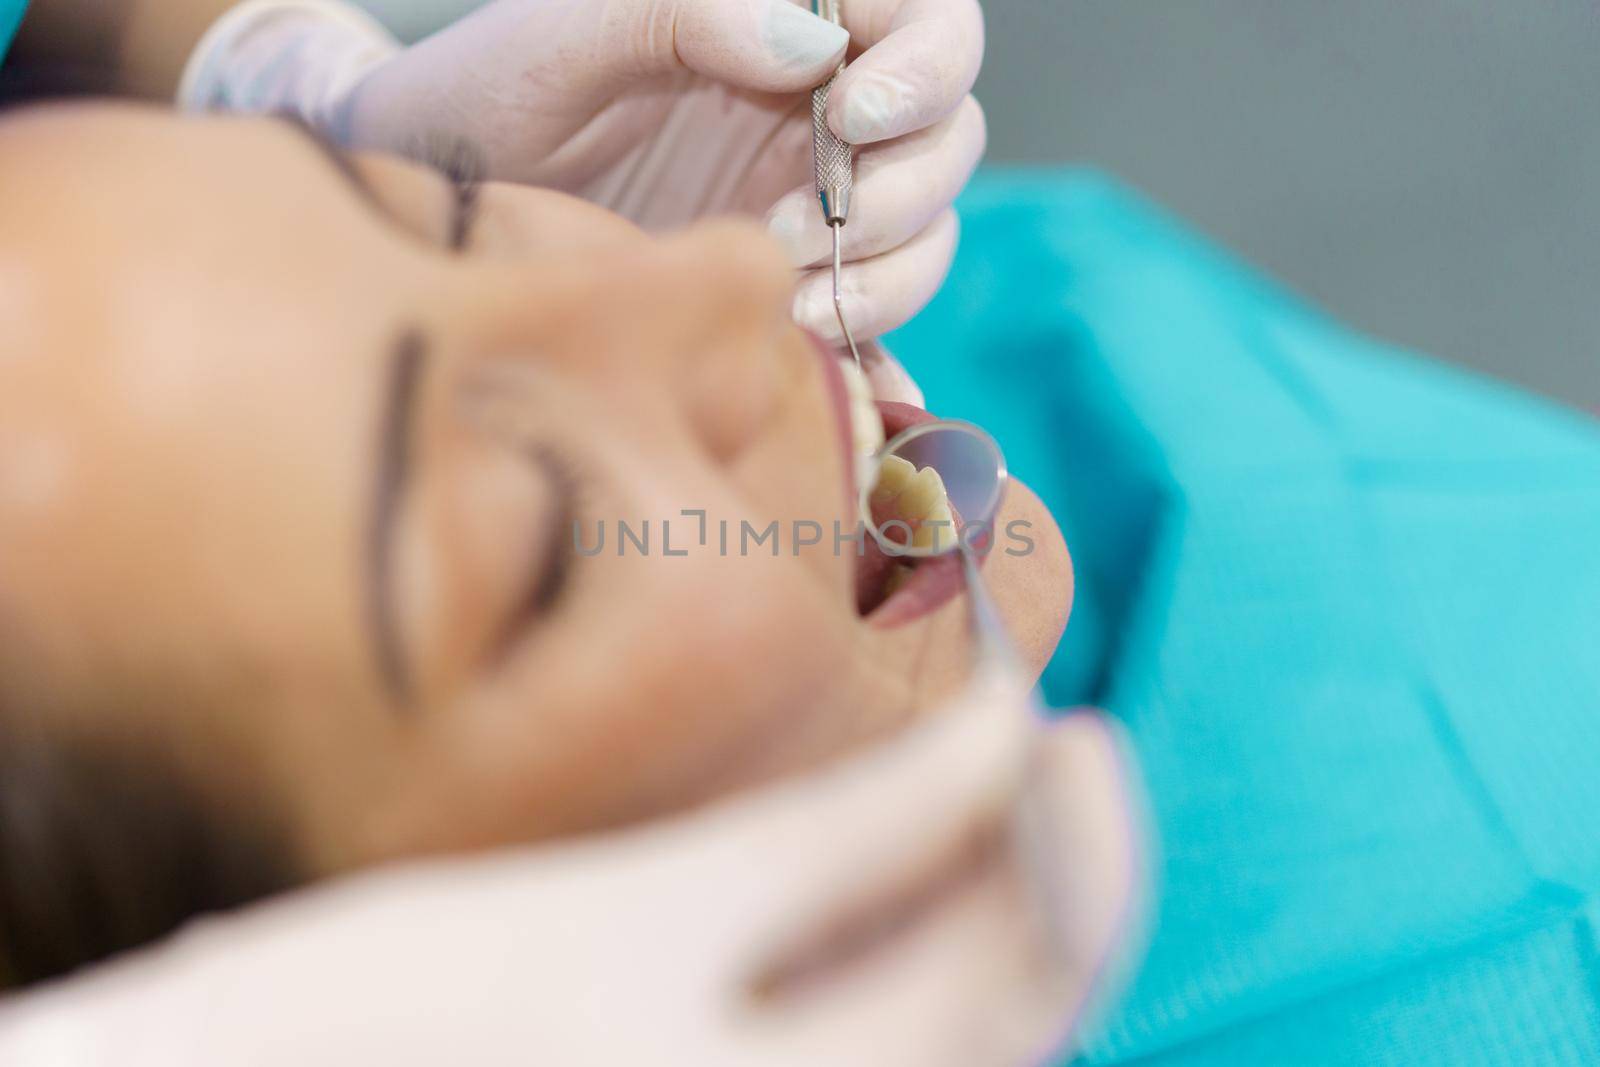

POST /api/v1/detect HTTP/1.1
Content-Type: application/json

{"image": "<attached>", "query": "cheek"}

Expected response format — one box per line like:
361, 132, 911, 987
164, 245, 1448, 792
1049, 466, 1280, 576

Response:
578, 549, 860, 801
372, 370, 866, 850
408, 435, 562, 696
608, 561, 848, 717
385, 538, 865, 852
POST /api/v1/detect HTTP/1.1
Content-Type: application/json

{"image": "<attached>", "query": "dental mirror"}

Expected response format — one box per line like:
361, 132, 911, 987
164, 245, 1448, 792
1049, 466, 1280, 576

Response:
860, 420, 1016, 666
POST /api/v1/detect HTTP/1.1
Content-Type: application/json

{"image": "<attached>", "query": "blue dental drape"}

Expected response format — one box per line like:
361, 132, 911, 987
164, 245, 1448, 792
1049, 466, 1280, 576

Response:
892, 171, 1600, 1065
0, 1, 25, 65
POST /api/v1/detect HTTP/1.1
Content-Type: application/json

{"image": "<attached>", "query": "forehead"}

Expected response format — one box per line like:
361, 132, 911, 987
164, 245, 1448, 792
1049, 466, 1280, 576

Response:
0, 104, 299, 237
0, 105, 386, 678
0, 105, 418, 306
0, 104, 403, 387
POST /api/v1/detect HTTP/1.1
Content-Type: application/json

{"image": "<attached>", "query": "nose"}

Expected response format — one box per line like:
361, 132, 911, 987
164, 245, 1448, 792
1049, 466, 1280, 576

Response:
458, 219, 800, 461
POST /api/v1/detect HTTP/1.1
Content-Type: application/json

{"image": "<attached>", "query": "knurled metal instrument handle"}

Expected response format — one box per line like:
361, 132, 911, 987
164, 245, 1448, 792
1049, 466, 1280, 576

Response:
811, 0, 852, 225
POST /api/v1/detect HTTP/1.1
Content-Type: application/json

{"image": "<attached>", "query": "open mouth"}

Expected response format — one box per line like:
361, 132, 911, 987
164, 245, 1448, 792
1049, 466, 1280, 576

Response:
832, 361, 978, 627
805, 333, 985, 628
854, 400, 972, 627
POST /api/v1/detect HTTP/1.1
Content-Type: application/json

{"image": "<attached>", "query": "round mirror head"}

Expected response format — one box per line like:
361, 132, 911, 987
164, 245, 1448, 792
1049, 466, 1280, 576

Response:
860, 420, 1008, 559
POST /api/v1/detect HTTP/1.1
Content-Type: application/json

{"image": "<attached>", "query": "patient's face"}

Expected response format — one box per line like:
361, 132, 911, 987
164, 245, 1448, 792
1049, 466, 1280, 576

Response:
0, 105, 1070, 873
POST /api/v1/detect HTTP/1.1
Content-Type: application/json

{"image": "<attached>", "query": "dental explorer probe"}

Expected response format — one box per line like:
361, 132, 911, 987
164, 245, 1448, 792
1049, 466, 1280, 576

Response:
810, 0, 863, 369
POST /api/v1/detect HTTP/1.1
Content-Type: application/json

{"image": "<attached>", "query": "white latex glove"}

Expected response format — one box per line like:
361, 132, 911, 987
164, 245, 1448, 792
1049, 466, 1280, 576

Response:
178, 1, 404, 134
0, 670, 1139, 1067
180, 0, 984, 384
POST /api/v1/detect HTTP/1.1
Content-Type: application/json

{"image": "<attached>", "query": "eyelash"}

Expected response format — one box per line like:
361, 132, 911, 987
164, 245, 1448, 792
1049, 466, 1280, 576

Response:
487, 437, 590, 668
416, 134, 486, 250
522, 441, 583, 613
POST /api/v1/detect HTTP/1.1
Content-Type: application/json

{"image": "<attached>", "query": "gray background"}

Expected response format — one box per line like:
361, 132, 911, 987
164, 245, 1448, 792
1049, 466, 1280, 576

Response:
976, 0, 1600, 409
367, 0, 1600, 408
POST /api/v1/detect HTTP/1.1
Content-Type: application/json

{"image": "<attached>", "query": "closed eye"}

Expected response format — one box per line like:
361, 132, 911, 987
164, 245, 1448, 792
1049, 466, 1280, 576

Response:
414, 134, 485, 251
493, 443, 578, 663
276, 115, 483, 252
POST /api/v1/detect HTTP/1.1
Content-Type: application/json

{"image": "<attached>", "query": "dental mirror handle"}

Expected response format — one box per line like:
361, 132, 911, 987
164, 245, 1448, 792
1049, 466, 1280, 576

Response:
959, 541, 1021, 675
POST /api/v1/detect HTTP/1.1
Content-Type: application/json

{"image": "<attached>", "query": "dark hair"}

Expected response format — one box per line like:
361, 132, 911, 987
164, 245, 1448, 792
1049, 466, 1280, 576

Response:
0, 719, 295, 990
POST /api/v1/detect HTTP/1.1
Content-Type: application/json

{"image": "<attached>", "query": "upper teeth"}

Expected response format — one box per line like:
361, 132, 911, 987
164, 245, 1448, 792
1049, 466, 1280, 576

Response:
870, 453, 958, 553
839, 359, 884, 495
838, 358, 957, 554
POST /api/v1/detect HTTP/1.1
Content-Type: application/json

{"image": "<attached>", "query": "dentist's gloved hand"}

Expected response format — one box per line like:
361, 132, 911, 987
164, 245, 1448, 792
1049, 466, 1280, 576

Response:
181, 0, 985, 362
0, 685, 1139, 1066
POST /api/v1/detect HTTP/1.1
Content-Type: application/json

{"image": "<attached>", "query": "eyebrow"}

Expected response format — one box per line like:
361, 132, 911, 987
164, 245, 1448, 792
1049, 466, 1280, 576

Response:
275, 115, 477, 251
367, 331, 427, 704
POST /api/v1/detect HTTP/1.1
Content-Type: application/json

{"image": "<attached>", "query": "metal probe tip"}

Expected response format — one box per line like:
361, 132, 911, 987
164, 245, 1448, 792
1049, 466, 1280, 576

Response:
811, 0, 861, 370
831, 222, 862, 369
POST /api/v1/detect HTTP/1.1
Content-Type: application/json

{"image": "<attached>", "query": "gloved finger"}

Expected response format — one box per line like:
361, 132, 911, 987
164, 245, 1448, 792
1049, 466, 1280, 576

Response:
345, 0, 849, 166
744, 710, 1142, 1067
766, 95, 985, 269
1016, 711, 1145, 1061
404, 0, 852, 113
860, 340, 925, 406
814, 339, 924, 406
793, 208, 959, 344
592, 0, 851, 97
827, 0, 985, 144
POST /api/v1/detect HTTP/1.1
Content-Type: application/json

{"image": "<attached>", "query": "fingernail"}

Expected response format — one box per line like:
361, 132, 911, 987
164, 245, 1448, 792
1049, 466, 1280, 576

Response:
762, 0, 850, 72
862, 342, 925, 406
792, 284, 839, 343
839, 72, 910, 142
765, 193, 819, 266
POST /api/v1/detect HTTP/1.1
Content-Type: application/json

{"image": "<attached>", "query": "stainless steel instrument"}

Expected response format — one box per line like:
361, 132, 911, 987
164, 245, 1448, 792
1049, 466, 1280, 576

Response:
810, 0, 862, 368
